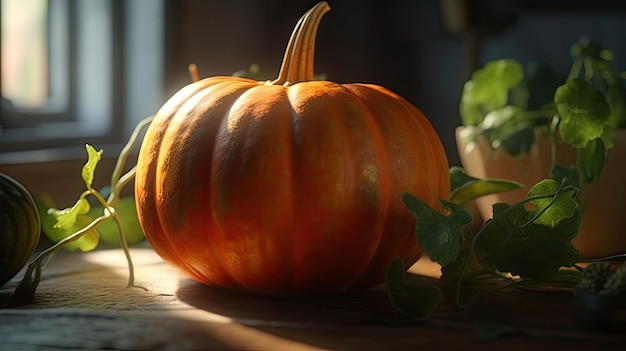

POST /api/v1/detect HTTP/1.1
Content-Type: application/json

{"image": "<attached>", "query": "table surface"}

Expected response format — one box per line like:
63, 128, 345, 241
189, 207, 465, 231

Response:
1, 247, 625, 351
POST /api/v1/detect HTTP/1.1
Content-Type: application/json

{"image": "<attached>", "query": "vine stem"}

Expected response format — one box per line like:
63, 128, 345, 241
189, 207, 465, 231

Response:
188, 64, 200, 82
578, 253, 626, 263
15, 214, 112, 300
14, 115, 155, 301
108, 115, 154, 206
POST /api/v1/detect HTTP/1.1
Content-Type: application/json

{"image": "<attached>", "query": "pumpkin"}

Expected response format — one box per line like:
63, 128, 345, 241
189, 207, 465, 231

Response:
135, 1, 450, 296
0, 173, 41, 287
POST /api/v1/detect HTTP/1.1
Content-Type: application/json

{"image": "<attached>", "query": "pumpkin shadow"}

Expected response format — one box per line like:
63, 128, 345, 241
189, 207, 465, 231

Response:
175, 278, 418, 330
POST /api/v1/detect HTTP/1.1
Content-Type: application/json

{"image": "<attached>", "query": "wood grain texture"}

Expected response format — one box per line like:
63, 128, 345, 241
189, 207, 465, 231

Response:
1, 248, 625, 350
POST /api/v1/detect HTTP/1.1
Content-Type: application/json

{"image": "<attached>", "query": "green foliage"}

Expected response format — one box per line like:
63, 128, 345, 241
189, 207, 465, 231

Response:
82, 145, 103, 189
36, 145, 106, 253
459, 36, 626, 184
387, 171, 582, 319
389, 38, 622, 318
49, 198, 92, 232
460, 59, 524, 126
37, 196, 100, 252
403, 193, 472, 266
385, 256, 443, 320
554, 78, 611, 148
576, 138, 606, 183
460, 179, 580, 280
475, 183, 580, 279
449, 166, 523, 205
37, 194, 145, 251
15, 116, 154, 301
550, 165, 582, 191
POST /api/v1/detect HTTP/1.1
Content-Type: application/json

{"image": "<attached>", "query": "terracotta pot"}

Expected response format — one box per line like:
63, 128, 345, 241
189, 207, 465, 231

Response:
456, 126, 626, 260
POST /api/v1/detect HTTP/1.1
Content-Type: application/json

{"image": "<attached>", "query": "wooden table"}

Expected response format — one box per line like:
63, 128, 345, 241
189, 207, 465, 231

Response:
1, 246, 625, 350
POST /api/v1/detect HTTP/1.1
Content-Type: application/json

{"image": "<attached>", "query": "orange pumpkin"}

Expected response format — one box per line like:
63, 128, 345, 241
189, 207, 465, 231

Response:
135, 2, 450, 296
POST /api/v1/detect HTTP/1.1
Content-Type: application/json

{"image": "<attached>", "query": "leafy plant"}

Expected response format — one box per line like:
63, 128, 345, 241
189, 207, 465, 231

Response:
385, 256, 443, 320
459, 37, 626, 187
386, 170, 583, 319
14, 116, 154, 301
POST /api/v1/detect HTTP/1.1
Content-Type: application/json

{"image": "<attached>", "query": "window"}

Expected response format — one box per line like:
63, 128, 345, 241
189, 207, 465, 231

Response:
0, 0, 164, 163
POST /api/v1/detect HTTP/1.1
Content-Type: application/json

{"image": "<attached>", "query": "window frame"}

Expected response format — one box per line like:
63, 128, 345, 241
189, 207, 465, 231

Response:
0, 0, 164, 162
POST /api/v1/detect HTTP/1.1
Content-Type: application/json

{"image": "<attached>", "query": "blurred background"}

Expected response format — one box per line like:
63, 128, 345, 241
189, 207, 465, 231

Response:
1, 0, 626, 168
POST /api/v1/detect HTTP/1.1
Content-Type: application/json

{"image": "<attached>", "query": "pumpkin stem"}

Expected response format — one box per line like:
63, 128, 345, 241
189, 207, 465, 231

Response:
271, 1, 330, 86
188, 64, 200, 82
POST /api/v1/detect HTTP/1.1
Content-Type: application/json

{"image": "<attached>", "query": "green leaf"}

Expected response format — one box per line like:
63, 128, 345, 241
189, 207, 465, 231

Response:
606, 83, 626, 129
49, 198, 91, 229
36, 197, 100, 252
58, 216, 100, 252
449, 166, 523, 205
403, 193, 473, 266
385, 256, 443, 320
480, 105, 519, 131
555, 78, 611, 148
82, 144, 103, 189
460, 59, 524, 126
439, 247, 493, 286
475, 180, 580, 279
526, 180, 578, 228
576, 138, 606, 183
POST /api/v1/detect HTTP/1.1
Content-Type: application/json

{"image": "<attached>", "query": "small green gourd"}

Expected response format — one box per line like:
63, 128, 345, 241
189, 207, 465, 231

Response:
0, 173, 41, 287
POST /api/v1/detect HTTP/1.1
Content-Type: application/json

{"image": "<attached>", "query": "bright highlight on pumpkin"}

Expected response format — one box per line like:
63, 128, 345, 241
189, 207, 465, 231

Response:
133, 1, 450, 296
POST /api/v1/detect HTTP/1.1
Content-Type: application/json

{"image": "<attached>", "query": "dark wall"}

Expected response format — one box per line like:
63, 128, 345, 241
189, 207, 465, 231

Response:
162, 0, 626, 166
163, 0, 429, 96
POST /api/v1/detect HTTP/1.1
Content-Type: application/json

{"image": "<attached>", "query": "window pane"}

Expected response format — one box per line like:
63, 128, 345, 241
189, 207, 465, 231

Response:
1, 0, 48, 108
74, 0, 113, 133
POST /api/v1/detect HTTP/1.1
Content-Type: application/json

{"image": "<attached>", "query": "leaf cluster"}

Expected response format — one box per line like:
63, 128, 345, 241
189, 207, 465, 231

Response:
459, 37, 625, 185
386, 168, 582, 319
14, 116, 154, 301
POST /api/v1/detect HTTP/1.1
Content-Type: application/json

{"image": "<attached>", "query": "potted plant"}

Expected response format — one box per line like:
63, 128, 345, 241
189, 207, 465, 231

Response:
455, 37, 626, 259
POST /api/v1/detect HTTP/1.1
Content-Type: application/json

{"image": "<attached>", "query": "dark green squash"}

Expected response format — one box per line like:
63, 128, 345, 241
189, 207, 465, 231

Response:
0, 173, 40, 287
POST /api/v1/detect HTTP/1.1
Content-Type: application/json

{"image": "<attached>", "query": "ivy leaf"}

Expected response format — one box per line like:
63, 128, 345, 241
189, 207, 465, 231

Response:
439, 247, 494, 286
460, 59, 524, 126
475, 180, 580, 279
403, 193, 473, 266
385, 256, 443, 320
82, 144, 103, 189
526, 179, 578, 228
555, 78, 611, 148
449, 166, 523, 205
